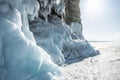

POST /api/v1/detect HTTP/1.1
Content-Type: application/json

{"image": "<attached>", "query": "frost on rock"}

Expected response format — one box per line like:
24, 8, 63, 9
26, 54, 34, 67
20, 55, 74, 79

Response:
31, 0, 98, 64
0, 1, 66, 80
70, 22, 84, 39
0, 0, 99, 79
62, 22, 99, 62
53, 0, 65, 20
30, 0, 66, 65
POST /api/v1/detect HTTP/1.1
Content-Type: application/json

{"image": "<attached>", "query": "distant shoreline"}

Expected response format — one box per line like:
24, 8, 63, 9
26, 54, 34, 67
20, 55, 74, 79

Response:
89, 41, 120, 42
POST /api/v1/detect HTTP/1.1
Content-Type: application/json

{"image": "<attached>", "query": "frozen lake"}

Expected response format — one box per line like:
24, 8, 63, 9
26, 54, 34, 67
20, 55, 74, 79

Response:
62, 42, 120, 80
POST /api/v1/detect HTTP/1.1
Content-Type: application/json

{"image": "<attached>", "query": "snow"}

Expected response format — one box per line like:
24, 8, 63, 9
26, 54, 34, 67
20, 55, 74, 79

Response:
62, 42, 120, 80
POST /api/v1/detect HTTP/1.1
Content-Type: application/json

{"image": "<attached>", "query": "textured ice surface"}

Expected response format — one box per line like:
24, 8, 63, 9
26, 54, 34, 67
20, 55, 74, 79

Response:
30, 0, 66, 65
0, 1, 66, 80
30, 18, 66, 65
70, 22, 84, 39
4, 0, 40, 43
31, 18, 98, 65
62, 23, 98, 62
30, 0, 98, 63
53, 0, 65, 19
0, 0, 99, 80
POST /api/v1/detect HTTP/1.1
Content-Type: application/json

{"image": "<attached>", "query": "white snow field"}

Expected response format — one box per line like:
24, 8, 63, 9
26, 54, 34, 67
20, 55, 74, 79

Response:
62, 42, 120, 80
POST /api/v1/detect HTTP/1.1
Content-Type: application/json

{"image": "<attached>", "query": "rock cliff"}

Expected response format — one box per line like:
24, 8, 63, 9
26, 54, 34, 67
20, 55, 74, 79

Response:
64, 0, 81, 25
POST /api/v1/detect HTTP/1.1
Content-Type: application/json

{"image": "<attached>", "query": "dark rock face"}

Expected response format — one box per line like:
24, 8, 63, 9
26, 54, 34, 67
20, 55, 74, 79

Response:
64, 0, 81, 25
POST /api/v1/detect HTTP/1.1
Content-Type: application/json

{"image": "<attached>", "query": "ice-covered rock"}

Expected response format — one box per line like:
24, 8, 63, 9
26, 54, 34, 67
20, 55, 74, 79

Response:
38, 0, 65, 22
38, 0, 50, 22
0, 0, 99, 79
63, 40, 98, 60
30, 18, 65, 65
62, 0, 98, 61
30, 0, 66, 65
53, 0, 65, 20
61, 22, 98, 61
30, 0, 98, 64
70, 22, 84, 39
0, 1, 66, 80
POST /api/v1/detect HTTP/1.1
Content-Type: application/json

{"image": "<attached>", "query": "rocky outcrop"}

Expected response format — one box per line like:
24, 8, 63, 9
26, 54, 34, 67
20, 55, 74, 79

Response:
30, 0, 98, 65
0, 0, 99, 80
64, 0, 81, 25
30, 0, 66, 65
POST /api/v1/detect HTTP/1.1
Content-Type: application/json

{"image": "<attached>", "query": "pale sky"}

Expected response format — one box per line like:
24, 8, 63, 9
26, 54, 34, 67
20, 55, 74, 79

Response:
80, 0, 120, 41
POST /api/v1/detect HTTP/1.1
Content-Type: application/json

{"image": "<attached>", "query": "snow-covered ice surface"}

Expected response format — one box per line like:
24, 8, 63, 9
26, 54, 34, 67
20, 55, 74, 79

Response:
62, 42, 120, 80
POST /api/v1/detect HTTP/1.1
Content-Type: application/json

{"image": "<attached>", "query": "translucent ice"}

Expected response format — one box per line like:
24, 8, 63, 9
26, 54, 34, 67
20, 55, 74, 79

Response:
0, 1, 66, 80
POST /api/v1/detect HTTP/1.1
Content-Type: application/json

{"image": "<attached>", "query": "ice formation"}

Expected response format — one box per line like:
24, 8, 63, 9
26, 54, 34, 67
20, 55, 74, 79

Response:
30, 20, 65, 65
0, 0, 99, 80
31, 0, 98, 64
0, 0, 66, 80
30, 0, 66, 65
